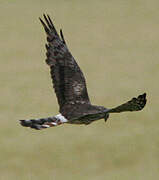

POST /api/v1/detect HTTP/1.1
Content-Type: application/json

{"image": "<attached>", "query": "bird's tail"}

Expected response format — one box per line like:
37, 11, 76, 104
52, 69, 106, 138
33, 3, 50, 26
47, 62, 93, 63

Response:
107, 93, 147, 113
19, 114, 67, 130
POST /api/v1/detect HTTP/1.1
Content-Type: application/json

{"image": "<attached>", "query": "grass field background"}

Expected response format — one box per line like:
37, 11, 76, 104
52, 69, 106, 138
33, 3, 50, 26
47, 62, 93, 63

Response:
0, 0, 158, 179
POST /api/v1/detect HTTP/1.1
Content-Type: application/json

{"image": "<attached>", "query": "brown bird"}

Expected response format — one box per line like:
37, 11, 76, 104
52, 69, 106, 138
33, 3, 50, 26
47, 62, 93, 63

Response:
20, 14, 147, 130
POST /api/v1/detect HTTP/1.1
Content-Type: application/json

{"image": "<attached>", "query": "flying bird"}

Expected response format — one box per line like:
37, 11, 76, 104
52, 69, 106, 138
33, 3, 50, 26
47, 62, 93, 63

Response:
20, 14, 147, 130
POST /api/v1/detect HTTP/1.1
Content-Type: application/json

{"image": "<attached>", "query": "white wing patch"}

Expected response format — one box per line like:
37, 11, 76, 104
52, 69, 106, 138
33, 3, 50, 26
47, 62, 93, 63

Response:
55, 114, 68, 123
42, 125, 50, 128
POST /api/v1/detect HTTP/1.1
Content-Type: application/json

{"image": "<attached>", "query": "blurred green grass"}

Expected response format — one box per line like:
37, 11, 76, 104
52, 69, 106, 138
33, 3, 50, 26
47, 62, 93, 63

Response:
0, 0, 159, 179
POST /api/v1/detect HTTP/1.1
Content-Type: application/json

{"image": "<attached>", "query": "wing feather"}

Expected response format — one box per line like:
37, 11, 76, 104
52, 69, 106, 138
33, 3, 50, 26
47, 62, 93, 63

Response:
40, 14, 90, 113
107, 93, 147, 113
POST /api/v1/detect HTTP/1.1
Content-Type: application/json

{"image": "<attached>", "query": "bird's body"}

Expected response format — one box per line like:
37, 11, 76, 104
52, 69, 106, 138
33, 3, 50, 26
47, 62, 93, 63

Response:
20, 14, 147, 130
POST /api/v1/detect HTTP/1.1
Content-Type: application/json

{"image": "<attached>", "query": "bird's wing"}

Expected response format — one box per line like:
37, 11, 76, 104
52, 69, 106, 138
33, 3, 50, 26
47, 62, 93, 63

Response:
39, 14, 90, 113
107, 93, 147, 113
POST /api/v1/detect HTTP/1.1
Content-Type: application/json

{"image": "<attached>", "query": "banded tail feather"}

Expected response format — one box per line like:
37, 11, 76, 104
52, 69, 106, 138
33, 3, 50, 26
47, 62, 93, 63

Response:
20, 114, 68, 130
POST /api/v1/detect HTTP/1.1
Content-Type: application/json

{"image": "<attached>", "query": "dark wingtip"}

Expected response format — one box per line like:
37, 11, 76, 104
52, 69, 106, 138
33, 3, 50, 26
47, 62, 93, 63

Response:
43, 13, 48, 20
39, 14, 58, 36
39, 17, 43, 24
43, 13, 48, 22
39, 17, 46, 26
39, 16, 50, 34
60, 29, 66, 44
47, 14, 53, 25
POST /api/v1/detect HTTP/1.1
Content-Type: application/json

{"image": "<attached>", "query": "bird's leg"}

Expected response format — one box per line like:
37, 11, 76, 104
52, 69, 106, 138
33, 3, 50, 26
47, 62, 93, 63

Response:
107, 93, 147, 114
20, 114, 68, 130
104, 113, 109, 122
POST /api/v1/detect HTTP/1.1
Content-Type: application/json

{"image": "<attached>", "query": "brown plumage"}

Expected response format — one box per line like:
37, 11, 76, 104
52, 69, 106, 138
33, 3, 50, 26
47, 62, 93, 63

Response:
20, 14, 147, 130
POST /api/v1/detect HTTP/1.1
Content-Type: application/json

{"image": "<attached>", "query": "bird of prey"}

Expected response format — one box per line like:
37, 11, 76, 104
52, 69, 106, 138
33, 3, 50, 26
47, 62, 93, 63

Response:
20, 14, 147, 130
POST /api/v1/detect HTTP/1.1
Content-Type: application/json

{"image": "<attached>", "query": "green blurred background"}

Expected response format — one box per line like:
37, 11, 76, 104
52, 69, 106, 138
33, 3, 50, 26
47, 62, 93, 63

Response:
0, 0, 158, 179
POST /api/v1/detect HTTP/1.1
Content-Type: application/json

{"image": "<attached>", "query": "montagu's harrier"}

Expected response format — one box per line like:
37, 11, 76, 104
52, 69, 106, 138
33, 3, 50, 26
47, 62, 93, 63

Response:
20, 14, 147, 130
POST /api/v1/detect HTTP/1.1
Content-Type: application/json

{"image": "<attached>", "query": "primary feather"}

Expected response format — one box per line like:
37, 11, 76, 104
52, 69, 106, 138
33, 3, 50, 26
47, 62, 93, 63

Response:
40, 15, 90, 113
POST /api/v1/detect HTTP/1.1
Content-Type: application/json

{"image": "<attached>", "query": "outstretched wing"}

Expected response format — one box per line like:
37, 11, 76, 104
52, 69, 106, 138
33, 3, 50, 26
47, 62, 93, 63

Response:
39, 14, 90, 113
107, 93, 147, 113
